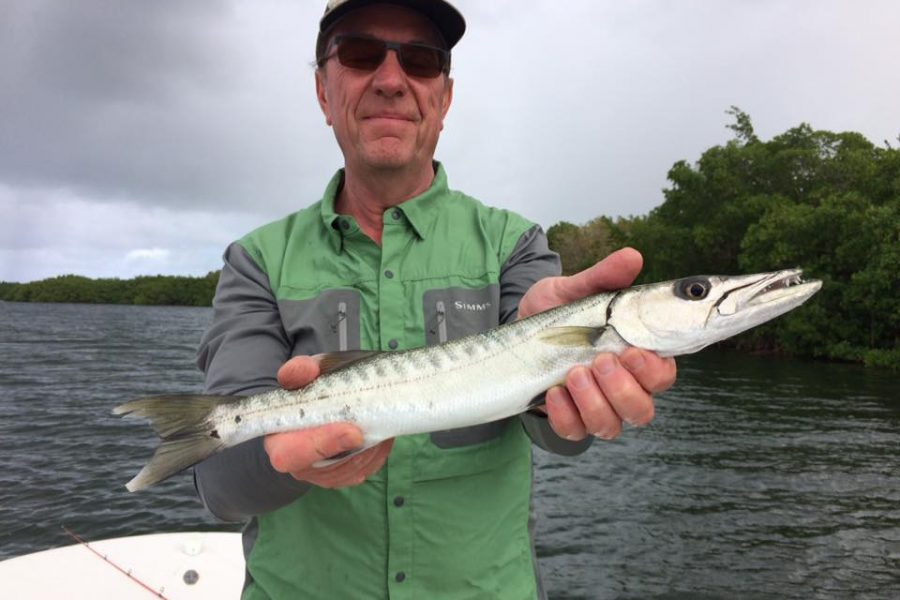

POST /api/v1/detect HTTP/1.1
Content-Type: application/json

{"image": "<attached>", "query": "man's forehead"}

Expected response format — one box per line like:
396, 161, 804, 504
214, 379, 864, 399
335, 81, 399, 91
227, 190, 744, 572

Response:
330, 3, 446, 46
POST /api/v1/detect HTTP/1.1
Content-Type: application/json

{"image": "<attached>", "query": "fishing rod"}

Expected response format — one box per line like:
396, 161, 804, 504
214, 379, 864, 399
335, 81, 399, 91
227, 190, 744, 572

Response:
61, 525, 169, 599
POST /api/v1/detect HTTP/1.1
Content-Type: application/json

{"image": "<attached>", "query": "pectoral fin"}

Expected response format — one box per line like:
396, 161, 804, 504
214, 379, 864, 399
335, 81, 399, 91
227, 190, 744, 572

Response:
536, 326, 603, 347
311, 445, 371, 468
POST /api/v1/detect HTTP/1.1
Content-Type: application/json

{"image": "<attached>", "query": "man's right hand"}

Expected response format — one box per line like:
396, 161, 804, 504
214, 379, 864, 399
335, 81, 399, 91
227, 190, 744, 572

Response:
263, 355, 394, 488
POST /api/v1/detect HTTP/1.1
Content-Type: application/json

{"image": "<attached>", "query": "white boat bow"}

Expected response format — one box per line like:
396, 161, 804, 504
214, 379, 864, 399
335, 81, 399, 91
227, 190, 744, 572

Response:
0, 531, 243, 599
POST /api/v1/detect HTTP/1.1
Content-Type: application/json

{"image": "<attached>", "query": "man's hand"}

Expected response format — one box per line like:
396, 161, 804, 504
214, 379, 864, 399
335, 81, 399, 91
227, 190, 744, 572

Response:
263, 356, 394, 488
518, 247, 677, 441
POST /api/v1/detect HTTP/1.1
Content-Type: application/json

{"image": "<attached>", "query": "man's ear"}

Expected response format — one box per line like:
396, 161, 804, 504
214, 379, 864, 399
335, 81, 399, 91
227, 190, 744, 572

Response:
315, 69, 333, 126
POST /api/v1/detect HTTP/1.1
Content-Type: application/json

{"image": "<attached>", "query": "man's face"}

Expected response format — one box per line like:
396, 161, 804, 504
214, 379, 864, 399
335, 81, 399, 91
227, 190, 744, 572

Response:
315, 4, 454, 174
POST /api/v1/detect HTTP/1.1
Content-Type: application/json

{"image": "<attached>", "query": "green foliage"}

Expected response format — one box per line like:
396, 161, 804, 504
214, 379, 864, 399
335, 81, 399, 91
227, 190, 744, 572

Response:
547, 218, 619, 275
863, 348, 900, 369
725, 105, 759, 144
0, 281, 20, 299
548, 108, 899, 367
0, 272, 220, 307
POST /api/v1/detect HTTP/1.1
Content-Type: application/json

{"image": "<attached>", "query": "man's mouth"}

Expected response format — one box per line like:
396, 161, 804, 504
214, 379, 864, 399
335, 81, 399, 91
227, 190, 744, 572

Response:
362, 112, 417, 122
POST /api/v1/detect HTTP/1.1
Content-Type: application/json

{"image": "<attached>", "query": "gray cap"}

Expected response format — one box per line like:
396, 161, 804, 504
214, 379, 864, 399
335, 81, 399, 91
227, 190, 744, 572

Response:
316, 0, 466, 60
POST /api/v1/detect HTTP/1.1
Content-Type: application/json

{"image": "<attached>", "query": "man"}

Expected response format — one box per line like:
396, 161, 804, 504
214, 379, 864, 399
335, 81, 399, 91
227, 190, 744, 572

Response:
196, 1, 677, 598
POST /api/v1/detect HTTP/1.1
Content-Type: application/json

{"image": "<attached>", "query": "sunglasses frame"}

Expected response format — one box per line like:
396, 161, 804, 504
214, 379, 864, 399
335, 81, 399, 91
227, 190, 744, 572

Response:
319, 34, 451, 78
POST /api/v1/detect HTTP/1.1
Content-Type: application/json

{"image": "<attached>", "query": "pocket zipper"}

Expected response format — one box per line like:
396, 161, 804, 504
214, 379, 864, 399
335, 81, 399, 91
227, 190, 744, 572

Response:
337, 302, 348, 351
436, 301, 447, 344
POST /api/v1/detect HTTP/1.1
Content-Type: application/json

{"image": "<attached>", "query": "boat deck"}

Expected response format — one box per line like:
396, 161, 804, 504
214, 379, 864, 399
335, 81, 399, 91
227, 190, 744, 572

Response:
0, 532, 243, 599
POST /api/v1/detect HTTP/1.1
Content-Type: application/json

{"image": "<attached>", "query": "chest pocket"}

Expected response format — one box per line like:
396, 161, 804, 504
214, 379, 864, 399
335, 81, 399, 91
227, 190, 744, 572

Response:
423, 285, 506, 449
278, 289, 362, 356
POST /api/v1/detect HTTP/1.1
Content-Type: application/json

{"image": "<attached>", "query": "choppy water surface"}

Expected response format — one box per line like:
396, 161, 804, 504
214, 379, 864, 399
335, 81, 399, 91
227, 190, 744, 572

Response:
1, 302, 897, 599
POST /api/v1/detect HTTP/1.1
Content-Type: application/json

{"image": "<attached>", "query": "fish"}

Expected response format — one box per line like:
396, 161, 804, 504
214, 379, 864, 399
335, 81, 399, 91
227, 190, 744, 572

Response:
114, 269, 821, 491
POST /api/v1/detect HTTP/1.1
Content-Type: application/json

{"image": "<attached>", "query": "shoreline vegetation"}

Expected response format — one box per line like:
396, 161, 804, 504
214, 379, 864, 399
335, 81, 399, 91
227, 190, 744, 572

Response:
0, 272, 218, 308
2, 111, 897, 367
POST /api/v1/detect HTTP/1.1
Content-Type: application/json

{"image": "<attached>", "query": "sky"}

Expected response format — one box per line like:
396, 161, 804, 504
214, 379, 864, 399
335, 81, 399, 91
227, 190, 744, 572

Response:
1, 0, 898, 282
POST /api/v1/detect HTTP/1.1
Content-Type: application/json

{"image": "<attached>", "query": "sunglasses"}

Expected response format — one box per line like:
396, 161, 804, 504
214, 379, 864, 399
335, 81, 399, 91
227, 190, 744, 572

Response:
320, 34, 451, 78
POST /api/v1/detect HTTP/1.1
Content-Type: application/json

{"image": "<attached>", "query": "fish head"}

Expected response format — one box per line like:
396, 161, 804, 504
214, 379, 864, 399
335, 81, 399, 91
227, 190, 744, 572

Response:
607, 269, 822, 356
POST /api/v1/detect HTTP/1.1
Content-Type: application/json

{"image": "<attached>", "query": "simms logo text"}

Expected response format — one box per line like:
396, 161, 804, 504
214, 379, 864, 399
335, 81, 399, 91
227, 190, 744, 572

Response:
454, 301, 492, 312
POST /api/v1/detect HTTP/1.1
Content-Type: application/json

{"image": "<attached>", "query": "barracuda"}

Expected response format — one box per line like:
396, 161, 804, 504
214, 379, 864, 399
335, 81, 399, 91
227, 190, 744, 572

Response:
115, 269, 821, 492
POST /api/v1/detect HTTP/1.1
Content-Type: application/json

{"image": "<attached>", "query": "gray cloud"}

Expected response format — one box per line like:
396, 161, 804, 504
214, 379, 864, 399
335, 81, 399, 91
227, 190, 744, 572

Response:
2, 1, 232, 102
0, 0, 334, 210
0, 184, 260, 281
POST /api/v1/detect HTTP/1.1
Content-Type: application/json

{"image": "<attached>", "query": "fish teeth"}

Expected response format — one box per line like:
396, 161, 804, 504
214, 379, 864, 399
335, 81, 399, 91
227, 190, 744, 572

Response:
760, 272, 803, 296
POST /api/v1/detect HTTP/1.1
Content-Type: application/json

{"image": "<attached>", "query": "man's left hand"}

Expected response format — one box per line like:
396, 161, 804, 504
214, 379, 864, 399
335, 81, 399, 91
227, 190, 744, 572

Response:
518, 247, 677, 441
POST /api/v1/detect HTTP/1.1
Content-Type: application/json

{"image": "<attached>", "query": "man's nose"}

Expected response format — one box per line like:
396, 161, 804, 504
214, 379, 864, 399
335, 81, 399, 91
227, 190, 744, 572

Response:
372, 49, 407, 96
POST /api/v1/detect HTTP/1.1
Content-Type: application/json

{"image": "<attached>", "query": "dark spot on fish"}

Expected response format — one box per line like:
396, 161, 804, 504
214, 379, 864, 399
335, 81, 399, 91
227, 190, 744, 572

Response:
210, 429, 220, 439
234, 415, 242, 424
299, 408, 305, 418
606, 291, 622, 322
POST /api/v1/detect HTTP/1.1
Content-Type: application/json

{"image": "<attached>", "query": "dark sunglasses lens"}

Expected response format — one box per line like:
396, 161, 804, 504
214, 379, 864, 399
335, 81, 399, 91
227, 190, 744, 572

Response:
337, 37, 387, 70
399, 46, 445, 78
334, 37, 447, 78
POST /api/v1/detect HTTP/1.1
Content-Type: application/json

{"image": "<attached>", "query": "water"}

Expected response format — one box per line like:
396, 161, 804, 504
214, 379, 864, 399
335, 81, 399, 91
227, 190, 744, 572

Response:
0, 302, 230, 559
1, 302, 898, 599
532, 353, 899, 599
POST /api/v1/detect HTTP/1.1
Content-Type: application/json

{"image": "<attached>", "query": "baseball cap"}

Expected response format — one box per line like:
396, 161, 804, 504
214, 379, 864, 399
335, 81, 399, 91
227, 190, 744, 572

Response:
317, 0, 466, 60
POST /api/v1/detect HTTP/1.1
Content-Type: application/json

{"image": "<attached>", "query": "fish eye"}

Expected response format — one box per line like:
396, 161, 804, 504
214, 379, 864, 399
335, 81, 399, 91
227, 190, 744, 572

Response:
675, 277, 711, 301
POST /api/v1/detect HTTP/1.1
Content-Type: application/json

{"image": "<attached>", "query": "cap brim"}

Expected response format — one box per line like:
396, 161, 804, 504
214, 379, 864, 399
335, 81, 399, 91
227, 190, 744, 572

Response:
320, 0, 466, 49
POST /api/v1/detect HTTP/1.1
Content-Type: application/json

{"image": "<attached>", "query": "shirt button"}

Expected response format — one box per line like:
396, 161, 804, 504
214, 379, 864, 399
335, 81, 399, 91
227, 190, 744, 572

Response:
384, 269, 394, 279
391, 209, 402, 221
388, 339, 399, 350
395, 572, 406, 583
394, 496, 405, 507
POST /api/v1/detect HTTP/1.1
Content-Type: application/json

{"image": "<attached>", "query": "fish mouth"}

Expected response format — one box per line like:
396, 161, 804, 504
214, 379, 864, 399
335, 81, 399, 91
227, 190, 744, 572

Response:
716, 269, 822, 317
746, 269, 821, 307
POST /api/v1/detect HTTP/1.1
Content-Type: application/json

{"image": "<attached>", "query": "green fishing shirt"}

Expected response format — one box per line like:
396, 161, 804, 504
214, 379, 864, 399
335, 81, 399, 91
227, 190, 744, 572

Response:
196, 164, 591, 599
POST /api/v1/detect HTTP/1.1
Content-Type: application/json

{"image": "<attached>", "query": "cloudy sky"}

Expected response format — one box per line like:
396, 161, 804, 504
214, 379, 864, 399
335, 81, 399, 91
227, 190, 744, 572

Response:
2, 0, 898, 282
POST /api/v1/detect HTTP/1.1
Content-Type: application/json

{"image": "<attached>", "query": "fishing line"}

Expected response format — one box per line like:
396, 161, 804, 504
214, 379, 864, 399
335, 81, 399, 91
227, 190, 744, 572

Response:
61, 525, 170, 599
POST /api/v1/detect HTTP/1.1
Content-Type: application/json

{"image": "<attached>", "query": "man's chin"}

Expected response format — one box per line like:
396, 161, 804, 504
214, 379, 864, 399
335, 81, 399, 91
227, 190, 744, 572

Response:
358, 143, 416, 170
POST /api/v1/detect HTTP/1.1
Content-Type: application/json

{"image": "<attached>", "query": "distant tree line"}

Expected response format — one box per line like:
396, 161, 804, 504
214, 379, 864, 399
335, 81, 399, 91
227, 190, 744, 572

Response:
548, 109, 899, 368
0, 272, 220, 307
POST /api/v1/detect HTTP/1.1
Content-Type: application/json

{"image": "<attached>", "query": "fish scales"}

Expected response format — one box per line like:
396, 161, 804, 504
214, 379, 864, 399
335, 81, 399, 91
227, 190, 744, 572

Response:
208, 298, 607, 456
115, 270, 821, 491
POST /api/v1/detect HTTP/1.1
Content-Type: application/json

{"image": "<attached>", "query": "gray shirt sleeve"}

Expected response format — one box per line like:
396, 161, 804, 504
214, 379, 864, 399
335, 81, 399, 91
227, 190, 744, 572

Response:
194, 242, 311, 522
502, 225, 594, 456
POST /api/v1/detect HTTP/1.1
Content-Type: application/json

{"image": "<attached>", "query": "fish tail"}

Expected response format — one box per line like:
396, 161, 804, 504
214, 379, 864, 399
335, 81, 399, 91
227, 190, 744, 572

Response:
113, 395, 234, 492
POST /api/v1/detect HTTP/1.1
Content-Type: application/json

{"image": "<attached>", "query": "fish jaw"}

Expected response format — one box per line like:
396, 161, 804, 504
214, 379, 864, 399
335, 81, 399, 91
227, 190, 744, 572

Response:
700, 270, 822, 349
608, 270, 822, 356
712, 269, 822, 320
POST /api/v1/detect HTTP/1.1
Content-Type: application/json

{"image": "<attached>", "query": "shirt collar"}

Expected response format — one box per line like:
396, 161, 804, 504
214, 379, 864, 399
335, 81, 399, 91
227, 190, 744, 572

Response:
319, 162, 450, 250
320, 170, 350, 253
394, 162, 448, 240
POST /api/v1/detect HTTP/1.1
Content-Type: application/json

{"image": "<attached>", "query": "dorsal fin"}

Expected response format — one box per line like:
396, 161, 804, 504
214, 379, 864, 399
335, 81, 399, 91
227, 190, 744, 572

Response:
317, 350, 382, 376
536, 326, 604, 347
